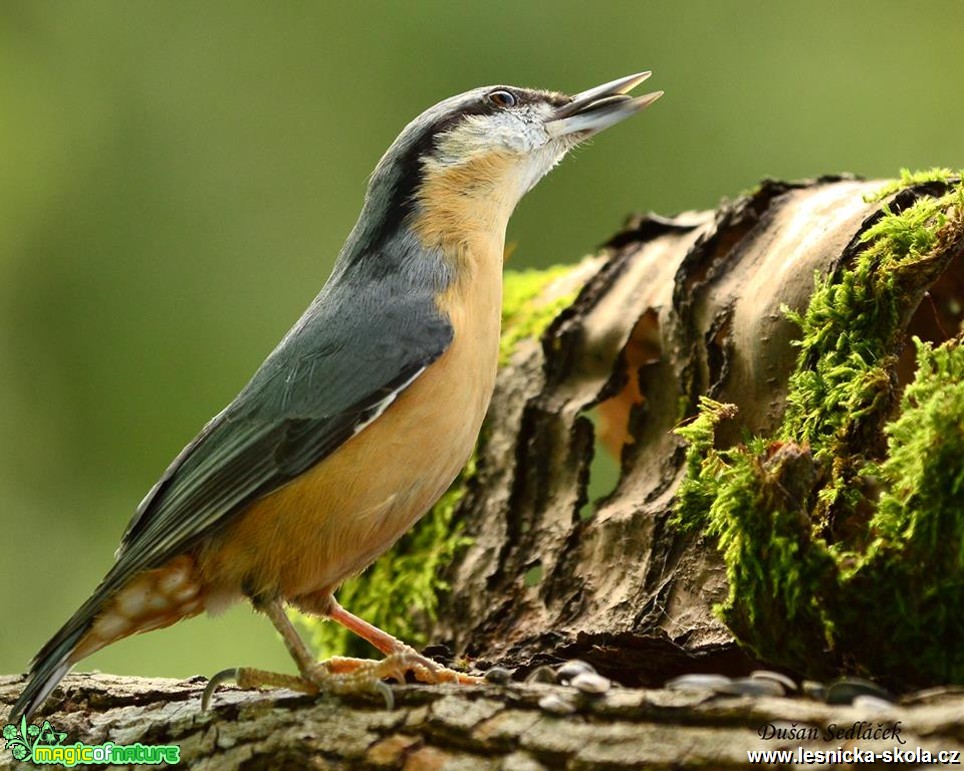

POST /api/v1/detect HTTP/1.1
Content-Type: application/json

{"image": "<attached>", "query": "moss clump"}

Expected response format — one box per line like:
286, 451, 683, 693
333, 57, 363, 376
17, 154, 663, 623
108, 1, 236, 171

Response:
849, 338, 964, 681
864, 167, 955, 203
295, 265, 583, 656
675, 402, 840, 675
675, 175, 964, 686
500, 265, 580, 365
780, 181, 963, 521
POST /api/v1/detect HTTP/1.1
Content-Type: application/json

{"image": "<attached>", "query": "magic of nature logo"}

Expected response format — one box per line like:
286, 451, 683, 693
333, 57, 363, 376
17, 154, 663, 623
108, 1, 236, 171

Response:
3, 715, 179, 766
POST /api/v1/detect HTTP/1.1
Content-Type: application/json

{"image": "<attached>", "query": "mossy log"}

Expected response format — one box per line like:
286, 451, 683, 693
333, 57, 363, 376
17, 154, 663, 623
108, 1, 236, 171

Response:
299, 171, 963, 691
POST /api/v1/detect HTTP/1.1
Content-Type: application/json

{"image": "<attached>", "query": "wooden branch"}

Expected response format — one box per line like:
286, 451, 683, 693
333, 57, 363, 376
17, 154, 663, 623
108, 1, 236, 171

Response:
3, 674, 962, 769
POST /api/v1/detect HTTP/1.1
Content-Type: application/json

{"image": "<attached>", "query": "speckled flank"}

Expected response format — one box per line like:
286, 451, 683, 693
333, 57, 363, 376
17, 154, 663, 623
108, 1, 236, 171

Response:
70, 556, 205, 662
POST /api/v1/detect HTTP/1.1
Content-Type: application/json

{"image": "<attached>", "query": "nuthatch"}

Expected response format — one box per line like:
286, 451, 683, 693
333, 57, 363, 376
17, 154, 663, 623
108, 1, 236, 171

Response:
13, 72, 661, 719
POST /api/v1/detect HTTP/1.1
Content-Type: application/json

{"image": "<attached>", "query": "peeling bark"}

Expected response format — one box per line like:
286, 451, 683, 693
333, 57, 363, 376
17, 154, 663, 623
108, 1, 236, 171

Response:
431, 175, 963, 686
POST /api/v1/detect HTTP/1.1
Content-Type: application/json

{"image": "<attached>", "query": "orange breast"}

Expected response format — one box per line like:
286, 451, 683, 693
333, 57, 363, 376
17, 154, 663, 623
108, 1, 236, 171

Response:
196, 232, 504, 603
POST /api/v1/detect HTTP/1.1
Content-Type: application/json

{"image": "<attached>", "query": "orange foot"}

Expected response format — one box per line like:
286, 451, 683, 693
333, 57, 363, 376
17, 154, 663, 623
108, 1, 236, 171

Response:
202, 650, 481, 711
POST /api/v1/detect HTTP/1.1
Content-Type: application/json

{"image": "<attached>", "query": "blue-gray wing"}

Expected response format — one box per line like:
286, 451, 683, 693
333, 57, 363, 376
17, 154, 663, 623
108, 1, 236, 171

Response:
11, 237, 456, 722
115, 276, 453, 576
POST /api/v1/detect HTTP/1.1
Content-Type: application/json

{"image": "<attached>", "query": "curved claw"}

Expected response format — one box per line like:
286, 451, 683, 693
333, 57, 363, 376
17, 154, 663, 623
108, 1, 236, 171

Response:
374, 680, 395, 710
202, 667, 240, 711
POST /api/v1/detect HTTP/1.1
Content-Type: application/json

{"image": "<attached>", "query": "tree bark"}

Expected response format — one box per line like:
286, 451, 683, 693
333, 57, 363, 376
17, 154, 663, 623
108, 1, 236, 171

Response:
432, 174, 964, 686
3, 673, 962, 769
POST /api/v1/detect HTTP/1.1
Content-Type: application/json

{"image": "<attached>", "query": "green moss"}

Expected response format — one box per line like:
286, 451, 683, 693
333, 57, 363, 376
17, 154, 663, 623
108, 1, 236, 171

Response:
778, 184, 961, 520
500, 265, 580, 365
674, 402, 840, 674
673, 397, 738, 531
872, 338, 964, 541
850, 338, 964, 681
295, 264, 583, 657
675, 174, 964, 685
864, 167, 955, 203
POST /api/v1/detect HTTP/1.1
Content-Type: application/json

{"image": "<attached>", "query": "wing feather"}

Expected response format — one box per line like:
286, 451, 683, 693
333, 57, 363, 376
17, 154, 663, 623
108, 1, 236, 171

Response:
106, 262, 452, 596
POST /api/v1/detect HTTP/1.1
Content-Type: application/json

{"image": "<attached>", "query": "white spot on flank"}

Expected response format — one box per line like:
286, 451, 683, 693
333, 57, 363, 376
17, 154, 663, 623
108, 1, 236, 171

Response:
173, 583, 200, 604
157, 567, 189, 594
92, 613, 130, 642
115, 583, 152, 618
147, 592, 171, 613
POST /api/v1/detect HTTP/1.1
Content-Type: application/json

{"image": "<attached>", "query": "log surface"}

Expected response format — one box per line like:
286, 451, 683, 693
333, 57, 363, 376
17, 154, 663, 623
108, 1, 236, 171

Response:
3, 673, 962, 769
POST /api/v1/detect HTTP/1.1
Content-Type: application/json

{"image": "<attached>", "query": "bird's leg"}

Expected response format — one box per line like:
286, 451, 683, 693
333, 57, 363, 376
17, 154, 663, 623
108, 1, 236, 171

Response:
321, 596, 482, 686
326, 599, 414, 655
202, 598, 455, 710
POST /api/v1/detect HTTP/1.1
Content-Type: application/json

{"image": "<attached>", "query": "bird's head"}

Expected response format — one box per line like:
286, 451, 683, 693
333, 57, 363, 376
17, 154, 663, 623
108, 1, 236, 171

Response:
356, 72, 662, 255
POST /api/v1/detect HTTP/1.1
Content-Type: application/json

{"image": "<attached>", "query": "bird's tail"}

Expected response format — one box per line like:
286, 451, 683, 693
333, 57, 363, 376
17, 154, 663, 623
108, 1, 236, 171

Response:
11, 554, 204, 721
9, 596, 101, 722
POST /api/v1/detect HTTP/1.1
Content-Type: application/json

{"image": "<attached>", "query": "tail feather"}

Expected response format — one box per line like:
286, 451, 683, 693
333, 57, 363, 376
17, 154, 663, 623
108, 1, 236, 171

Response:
10, 586, 111, 722
10, 627, 87, 722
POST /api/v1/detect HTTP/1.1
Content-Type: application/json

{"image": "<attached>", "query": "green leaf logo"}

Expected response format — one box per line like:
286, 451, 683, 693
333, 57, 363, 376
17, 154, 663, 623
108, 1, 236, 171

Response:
3, 716, 67, 762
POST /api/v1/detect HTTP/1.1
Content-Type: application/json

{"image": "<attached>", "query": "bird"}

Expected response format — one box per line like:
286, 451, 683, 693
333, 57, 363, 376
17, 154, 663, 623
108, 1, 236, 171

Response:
12, 71, 662, 720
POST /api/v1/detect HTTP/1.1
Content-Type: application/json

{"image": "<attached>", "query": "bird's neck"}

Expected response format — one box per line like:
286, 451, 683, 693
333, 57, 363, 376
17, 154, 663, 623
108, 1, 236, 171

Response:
410, 151, 521, 276
406, 155, 512, 346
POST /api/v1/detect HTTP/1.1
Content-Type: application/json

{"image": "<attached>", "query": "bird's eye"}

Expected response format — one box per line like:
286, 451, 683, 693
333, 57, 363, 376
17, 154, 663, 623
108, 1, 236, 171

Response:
488, 89, 517, 108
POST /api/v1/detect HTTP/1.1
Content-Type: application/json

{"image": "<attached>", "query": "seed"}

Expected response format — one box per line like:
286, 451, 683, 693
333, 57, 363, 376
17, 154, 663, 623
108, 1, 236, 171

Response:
852, 695, 895, 713
556, 660, 597, 684
718, 677, 785, 697
750, 670, 797, 693
483, 667, 514, 685
825, 678, 892, 705
571, 672, 611, 695
525, 665, 558, 685
665, 674, 732, 691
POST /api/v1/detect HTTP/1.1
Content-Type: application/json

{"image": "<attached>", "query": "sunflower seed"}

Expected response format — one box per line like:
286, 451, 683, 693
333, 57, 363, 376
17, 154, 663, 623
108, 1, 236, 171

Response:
484, 667, 514, 685
825, 678, 892, 705
571, 671, 611, 695
525, 665, 558, 685
750, 670, 797, 693
666, 673, 732, 692
556, 660, 597, 684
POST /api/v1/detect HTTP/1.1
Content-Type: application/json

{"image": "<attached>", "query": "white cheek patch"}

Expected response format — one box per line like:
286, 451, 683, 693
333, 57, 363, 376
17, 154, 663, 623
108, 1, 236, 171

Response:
430, 104, 573, 207
438, 108, 552, 161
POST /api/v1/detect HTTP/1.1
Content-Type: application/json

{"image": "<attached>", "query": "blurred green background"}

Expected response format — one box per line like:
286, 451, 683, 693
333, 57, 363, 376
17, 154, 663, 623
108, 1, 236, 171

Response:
2, 0, 962, 680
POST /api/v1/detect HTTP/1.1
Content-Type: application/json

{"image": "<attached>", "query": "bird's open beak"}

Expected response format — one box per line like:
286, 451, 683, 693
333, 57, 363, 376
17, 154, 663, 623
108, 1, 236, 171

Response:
546, 71, 662, 138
